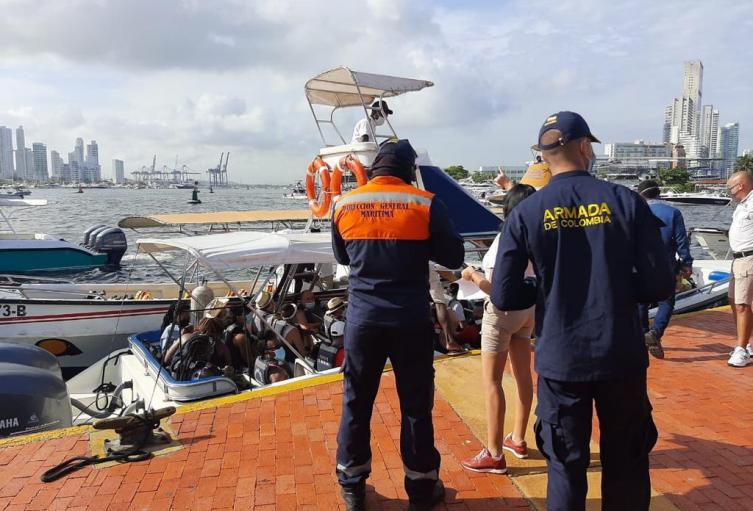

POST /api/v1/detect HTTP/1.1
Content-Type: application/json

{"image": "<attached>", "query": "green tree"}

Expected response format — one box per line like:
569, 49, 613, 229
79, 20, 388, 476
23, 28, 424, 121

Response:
658, 166, 694, 192
471, 172, 494, 183
734, 154, 753, 173
444, 165, 469, 181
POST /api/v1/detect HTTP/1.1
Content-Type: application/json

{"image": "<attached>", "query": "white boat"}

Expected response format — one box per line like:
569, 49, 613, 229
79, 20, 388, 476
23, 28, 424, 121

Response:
283, 181, 308, 199
660, 191, 731, 206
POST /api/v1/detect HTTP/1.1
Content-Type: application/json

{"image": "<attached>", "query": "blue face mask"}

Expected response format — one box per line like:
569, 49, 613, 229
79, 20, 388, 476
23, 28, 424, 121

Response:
273, 346, 286, 361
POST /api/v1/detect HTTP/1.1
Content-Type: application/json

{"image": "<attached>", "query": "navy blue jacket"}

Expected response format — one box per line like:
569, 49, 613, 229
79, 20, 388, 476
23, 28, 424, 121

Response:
491, 171, 675, 381
647, 200, 693, 268
332, 176, 464, 327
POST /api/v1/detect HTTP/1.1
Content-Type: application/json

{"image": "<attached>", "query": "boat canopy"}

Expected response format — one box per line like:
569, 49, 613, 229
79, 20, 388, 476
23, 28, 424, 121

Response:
0, 198, 47, 207
118, 210, 312, 229
305, 67, 434, 107
137, 231, 335, 271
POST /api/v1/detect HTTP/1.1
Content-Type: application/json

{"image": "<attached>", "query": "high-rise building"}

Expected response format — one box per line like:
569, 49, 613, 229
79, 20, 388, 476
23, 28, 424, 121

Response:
113, 159, 125, 184
74, 138, 84, 164
0, 126, 14, 179
683, 61, 703, 122
14, 126, 26, 178
24, 149, 33, 179
663, 60, 704, 157
50, 150, 63, 178
31, 143, 48, 181
700, 105, 720, 157
86, 140, 99, 167
719, 122, 740, 176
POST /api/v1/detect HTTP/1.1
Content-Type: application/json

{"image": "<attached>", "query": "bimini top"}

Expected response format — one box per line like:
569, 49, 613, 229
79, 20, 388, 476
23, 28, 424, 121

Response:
137, 231, 335, 271
305, 67, 434, 107
119, 210, 312, 229
0, 198, 47, 207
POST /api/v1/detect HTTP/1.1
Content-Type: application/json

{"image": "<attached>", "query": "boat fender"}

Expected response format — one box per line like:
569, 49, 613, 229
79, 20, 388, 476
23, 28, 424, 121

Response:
331, 154, 369, 200
708, 271, 730, 282
305, 156, 332, 218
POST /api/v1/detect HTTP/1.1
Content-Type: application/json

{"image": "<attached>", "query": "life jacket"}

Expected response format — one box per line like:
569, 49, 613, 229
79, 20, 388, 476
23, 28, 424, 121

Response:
315, 342, 344, 371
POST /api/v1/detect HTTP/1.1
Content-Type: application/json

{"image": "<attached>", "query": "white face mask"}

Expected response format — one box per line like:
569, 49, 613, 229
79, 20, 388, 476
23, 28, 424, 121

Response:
373, 115, 385, 127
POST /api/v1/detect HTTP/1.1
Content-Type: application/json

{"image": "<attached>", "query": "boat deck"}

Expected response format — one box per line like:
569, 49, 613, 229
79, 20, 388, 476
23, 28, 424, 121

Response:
0, 307, 751, 510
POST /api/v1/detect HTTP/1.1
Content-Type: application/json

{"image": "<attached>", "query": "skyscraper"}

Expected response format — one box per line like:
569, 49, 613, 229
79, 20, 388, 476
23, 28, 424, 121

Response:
24, 149, 33, 179
50, 150, 63, 179
113, 159, 125, 184
31, 143, 48, 181
700, 105, 720, 157
86, 140, 99, 167
15, 126, 26, 178
664, 60, 704, 156
0, 127, 14, 179
74, 137, 84, 164
683, 61, 703, 126
719, 122, 740, 176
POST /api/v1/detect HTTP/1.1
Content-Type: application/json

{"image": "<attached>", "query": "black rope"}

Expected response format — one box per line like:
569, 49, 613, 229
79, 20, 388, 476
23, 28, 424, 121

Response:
40, 412, 160, 483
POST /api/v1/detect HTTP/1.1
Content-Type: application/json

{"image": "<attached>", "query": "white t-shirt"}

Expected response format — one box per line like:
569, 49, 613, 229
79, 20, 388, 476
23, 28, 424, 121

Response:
449, 300, 465, 323
730, 191, 753, 252
482, 233, 534, 285
351, 118, 374, 143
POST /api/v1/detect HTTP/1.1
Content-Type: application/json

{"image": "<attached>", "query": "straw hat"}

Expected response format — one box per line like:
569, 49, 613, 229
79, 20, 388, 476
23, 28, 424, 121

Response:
204, 297, 229, 318
327, 297, 346, 312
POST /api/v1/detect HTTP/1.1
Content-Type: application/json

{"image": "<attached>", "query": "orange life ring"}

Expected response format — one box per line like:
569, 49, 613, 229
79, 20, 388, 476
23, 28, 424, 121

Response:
306, 156, 332, 217
331, 154, 369, 199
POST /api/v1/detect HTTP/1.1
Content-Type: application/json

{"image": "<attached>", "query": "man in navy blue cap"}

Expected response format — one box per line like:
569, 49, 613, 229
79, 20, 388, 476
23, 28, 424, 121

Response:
491, 112, 675, 510
332, 139, 464, 511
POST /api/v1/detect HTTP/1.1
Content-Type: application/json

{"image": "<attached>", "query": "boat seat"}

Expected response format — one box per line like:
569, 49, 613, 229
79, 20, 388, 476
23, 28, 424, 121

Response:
318, 142, 378, 169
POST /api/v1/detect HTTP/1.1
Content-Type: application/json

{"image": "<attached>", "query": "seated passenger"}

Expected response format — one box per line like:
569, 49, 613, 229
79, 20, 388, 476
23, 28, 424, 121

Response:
279, 303, 315, 360
159, 301, 191, 352
247, 291, 314, 360
430, 265, 465, 355
323, 297, 346, 340
296, 290, 322, 333
316, 320, 346, 371
447, 283, 467, 330
164, 317, 234, 373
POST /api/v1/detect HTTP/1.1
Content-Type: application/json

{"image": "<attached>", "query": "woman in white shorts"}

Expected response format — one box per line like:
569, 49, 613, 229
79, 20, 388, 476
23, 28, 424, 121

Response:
461, 184, 537, 474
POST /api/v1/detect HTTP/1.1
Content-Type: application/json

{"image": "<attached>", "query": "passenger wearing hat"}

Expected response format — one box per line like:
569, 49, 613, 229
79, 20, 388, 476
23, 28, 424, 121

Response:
323, 297, 346, 340
332, 138, 464, 511
351, 100, 393, 143
491, 112, 674, 510
636, 179, 693, 359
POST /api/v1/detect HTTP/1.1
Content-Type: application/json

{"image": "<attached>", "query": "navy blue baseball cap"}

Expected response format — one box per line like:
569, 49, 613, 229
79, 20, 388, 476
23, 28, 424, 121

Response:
533, 111, 600, 151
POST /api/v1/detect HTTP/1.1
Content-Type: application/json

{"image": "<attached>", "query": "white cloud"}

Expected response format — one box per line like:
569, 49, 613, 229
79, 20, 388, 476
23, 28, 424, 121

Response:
0, 0, 750, 182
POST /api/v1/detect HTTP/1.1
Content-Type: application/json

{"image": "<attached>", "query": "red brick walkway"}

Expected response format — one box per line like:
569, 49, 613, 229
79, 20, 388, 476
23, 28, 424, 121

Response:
646, 308, 753, 511
0, 307, 751, 510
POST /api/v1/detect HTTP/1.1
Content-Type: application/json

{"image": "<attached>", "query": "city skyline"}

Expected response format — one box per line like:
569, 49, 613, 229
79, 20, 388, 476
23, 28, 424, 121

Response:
0, 1, 752, 183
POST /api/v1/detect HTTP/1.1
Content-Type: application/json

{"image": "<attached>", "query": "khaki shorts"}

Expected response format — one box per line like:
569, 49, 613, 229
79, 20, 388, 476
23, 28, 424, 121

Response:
480, 299, 535, 353
729, 256, 753, 306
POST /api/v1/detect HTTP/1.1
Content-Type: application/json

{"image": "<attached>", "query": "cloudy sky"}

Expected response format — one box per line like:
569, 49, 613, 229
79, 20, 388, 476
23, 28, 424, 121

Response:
1, 0, 751, 183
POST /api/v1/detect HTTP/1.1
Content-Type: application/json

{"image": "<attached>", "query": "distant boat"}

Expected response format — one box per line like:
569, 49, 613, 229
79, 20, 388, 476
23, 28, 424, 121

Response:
660, 191, 731, 206
76, 186, 84, 194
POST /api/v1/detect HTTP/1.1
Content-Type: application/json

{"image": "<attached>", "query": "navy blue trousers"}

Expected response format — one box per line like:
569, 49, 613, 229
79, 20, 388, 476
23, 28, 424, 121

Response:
638, 292, 677, 338
535, 374, 657, 511
336, 320, 440, 503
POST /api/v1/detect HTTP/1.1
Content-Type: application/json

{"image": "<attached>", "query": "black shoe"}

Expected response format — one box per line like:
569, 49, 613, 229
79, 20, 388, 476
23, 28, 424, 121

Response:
645, 330, 665, 359
407, 479, 445, 511
341, 485, 366, 511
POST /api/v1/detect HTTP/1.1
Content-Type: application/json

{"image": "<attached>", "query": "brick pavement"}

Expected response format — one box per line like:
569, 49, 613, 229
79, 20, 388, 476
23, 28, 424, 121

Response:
0, 307, 750, 510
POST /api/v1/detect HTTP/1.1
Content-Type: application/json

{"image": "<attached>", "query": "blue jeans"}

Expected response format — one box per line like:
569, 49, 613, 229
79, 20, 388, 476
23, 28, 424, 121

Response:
638, 292, 676, 338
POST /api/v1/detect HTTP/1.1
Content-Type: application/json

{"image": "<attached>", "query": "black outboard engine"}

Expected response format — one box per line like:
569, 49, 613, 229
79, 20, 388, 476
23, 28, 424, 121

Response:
92, 227, 127, 268
0, 343, 72, 438
82, 224, 107, 247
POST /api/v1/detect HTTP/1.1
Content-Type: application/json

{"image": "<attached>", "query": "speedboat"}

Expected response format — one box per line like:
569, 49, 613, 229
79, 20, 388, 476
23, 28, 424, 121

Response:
660, 191, 731, 206
283, 181, 308, 199
0, 198, 127, 274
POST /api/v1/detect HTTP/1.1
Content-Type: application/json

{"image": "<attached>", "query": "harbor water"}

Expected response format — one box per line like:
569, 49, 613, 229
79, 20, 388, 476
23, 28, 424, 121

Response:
7, 186, 733, 283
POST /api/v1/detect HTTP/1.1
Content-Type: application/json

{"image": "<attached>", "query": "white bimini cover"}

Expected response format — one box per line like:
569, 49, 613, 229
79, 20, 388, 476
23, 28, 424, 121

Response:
137, 231, 336, 271
305, 67, 434, 107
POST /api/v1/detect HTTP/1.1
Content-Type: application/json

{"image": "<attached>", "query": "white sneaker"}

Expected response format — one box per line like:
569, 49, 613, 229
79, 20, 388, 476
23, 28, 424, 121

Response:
747, 344, 753, 357
728, 346, 752, 367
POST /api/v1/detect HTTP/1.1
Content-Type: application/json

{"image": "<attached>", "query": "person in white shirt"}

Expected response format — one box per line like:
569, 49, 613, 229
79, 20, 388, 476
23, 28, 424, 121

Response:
726, 170, 753, 367
351, 100, 393, 143
460, 183, 537, 474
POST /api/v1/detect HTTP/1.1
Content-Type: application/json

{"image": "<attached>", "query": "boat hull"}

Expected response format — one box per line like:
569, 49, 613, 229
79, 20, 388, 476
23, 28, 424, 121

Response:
661, 196, 731, 206
0, 298, 170, 378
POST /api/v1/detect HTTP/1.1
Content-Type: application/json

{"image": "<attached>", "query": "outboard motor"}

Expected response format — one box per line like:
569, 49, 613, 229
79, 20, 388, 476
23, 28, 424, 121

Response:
91, 227, 128, 269
82, 224, 107, 247
0, 343, 72, 438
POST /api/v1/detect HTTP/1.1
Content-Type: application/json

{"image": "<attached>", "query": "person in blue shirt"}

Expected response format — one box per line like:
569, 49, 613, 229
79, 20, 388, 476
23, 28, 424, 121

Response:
491, 112, 675, 511
636, 180, 693, 359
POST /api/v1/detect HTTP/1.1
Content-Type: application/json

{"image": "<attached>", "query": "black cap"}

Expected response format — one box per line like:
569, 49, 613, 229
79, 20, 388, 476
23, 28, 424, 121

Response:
370, 100, 393, 115
371, 139, 417, 184
533, 111, 600, 151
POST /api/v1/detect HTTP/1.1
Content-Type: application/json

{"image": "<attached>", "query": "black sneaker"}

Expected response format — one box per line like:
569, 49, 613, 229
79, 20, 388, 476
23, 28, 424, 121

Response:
341, 484, 366, 511
645, 330, 665, 359
407, 479, 445, 511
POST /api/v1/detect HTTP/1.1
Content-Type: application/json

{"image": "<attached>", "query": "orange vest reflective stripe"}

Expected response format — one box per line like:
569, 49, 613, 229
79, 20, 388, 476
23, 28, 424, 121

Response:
333, 176, 433, 241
